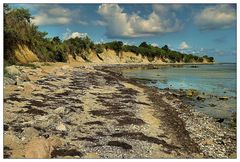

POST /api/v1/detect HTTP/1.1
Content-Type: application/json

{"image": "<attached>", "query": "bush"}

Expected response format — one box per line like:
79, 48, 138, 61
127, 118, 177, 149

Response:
104, 41, 123, 56
95, 44, 104, 54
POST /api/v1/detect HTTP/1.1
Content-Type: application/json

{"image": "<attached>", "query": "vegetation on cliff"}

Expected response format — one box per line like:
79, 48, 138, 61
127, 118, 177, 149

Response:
4, 4, 214, 65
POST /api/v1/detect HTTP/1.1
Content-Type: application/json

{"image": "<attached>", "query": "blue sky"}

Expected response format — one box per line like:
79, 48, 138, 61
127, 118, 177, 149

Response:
11, 3, 236, 62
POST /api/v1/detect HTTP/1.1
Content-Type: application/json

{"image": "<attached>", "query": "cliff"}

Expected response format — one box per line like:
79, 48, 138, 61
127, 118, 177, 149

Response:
12, 44, 211, 65
14, 45, 39, 64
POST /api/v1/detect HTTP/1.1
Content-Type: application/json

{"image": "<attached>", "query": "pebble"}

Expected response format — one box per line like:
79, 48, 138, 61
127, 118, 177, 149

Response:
53, 107, 65, 114
56, 123, 67, 131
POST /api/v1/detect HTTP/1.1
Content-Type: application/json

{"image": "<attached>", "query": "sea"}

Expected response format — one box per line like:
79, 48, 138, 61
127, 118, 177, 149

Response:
122, 63, 236, 126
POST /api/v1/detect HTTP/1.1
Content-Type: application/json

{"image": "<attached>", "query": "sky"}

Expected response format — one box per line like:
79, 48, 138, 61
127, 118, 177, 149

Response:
11, 3, 237, 63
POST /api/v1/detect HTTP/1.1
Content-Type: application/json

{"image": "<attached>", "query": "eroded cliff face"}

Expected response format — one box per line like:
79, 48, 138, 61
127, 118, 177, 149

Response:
13, 46, 165, 65
14, 44, 39, 64
12, 45, 211, 65
68, 49, 169, 64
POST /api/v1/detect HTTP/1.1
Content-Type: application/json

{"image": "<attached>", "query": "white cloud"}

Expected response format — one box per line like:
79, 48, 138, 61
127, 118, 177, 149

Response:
194, 4, 236, 30
97, 4, 183, 38
179, 41, 189, 49
31, 5, 87, 26
63, 28, 87, 40
32, 13, 71, 25
151, 43, 159, 47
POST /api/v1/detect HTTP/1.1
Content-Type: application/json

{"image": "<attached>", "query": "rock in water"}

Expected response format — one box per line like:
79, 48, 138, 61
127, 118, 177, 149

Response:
216, 118, 224, 123
196, 95, 206, 101
186, 89, 198, 97
190, 65, 198, 68
219, 97, 228, 100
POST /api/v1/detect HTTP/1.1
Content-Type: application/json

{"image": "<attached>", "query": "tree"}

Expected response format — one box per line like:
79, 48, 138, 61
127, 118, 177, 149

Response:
52, 36, 61, 44
104, 41, 123, 56
162, 45, 169, 51
4, 6, 33, 63
207, 57, 214, 62
95, 44, 104, 54
139, 42, 149, 48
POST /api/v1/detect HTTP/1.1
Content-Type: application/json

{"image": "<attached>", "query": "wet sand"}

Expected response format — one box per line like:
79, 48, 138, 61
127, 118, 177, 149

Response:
3, 63, 236, 158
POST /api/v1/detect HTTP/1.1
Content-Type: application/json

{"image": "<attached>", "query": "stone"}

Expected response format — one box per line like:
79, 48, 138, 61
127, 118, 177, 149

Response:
186, 89, 198, 97
25, 137, 53, 158
55, 71, 65, 76
83, 152, 100, 158
56, 123, 67, 131
209, 103, 216, 107
35, 115, 49, 121
202, 139, 214, 145
15, 76, 23, 85
22, 82, 36, 92
22, 127, 39, 139
21, 74, 31, 82
216, 118, 224, 123
5, 66, 21, 76
4, 133, 22, 149
35, 115, 61, 129
53, 107, 65, 114
196, 95, 206, 101
186, 90, 193, 97
4, 133, 25, 158
219, 97, 228, 100
4, 77, 16, 85
55, 89, 66, 94
229, 153, 237, 158
48, 136, 62, 148
190, 65, 198, 68
61, 65, 70, 70
172, 93, 180, 97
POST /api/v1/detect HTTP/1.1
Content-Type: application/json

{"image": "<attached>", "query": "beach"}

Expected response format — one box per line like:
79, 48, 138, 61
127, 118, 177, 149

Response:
3, 62, 236, 158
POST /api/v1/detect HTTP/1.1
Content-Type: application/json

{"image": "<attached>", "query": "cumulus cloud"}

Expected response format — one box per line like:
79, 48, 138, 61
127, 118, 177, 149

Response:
63, 28, 87, 40
151, 43, 159, 47
194, 4, 236, 31
179, 41, 189, 49
97, 4, 183, 38
32, 13, 71, 25
31, 5, 87, 26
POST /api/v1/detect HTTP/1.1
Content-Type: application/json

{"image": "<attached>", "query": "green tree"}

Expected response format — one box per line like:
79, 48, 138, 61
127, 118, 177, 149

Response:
139, 42, 149, 48
161, 45, 169, 51
95, 44, 104, 54
104, 41, 123, 56
52, 36, 61, 44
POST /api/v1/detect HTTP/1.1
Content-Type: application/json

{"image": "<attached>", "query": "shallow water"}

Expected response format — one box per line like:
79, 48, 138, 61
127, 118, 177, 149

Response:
122, 63, 236, 124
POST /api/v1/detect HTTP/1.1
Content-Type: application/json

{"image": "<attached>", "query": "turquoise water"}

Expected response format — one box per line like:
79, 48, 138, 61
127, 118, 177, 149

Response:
122, 63, 236, 122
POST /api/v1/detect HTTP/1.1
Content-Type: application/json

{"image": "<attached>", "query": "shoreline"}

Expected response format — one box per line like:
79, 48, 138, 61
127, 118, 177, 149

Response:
3, 62, 236, 158
99, 66, 237, 157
